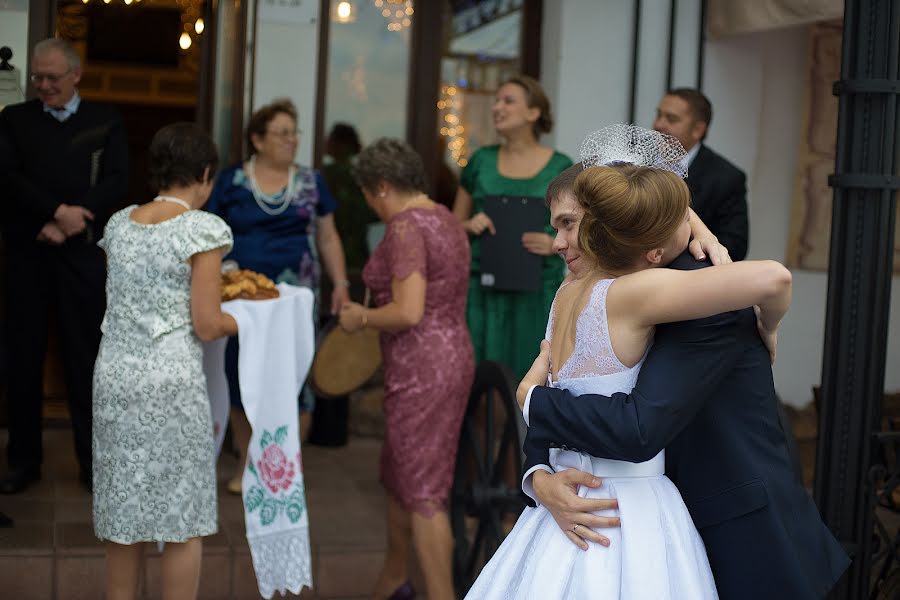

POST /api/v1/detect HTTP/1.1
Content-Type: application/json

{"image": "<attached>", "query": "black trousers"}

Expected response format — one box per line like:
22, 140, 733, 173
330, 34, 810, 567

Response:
4, 237, 105, 474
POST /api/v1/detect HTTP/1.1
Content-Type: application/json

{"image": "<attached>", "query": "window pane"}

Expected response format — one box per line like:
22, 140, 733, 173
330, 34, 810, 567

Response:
438, 1, 522, 172
323, 0, 413, 147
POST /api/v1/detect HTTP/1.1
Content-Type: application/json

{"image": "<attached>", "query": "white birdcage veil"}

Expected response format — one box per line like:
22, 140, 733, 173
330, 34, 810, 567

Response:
579, 124, 688, 178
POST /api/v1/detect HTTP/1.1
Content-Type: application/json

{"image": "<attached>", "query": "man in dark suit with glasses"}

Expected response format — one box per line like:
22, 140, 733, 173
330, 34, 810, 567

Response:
0, 37, 128, 494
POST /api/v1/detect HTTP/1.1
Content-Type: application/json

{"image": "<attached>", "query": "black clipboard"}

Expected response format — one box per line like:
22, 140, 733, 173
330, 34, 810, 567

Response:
479, 195, 548, 292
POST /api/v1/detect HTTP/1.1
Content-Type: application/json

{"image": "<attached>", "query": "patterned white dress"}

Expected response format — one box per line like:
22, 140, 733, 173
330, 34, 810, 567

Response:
92, 207, 232, 544
466, 279, 718, 599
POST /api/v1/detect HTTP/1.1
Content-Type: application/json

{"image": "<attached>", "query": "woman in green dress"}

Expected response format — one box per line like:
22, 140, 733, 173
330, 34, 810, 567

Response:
452, 75, 573, 378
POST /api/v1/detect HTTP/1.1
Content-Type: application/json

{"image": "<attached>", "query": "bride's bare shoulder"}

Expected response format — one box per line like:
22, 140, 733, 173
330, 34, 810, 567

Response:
555, 276, 602, 314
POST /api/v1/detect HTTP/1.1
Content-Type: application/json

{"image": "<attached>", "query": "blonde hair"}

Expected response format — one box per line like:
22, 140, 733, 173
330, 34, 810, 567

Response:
575, 164, 690, 271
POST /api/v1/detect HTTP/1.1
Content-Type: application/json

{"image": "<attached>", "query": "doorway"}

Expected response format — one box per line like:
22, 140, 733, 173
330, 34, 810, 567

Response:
56, 0, 210, 206
22, 0, 227, 421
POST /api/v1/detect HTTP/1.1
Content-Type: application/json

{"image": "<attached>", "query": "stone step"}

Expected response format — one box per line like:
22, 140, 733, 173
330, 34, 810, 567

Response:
0, 432, 425, 599
0, 544, 407, 599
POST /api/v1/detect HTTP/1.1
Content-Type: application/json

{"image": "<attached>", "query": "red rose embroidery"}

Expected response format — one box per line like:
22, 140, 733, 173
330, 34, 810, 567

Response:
257, 444, 295, 493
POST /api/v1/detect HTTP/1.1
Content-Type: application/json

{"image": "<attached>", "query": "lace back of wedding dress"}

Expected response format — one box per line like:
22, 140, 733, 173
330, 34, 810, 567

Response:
548, 279, 638, 385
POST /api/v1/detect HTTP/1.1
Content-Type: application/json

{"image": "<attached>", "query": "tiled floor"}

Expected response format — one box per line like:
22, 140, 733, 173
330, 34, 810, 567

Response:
0, 428, 422, 600
2, 406, 896, 599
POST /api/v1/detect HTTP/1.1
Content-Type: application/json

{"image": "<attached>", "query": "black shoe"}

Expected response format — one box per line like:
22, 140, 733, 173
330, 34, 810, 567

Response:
0, 467, 41, 495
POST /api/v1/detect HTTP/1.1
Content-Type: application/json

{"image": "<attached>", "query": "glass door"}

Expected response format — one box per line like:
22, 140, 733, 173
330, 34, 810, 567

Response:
436, 0, 524, 172
321, 0, 414, 150
316, 0, 415, 276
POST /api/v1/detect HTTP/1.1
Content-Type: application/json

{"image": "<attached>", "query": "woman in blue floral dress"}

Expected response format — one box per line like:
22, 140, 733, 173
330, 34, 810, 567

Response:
206, 99, 349, 492
93, 123, 237, 599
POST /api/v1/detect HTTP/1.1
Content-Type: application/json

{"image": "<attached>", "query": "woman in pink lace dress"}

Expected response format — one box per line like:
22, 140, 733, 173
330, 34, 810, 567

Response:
339, 139, 473, 600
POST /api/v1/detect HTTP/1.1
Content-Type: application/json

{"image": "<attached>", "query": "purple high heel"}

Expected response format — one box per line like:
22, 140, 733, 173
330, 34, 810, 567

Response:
386, 581, 416, 600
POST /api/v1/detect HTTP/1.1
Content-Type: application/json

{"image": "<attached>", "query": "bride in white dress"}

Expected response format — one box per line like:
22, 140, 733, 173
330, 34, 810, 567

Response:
465, 127, 792, 599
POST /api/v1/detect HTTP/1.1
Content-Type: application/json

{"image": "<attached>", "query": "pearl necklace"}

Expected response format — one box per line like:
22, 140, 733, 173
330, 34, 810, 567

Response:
154, 196, 192, 210
246, 155, 297, 216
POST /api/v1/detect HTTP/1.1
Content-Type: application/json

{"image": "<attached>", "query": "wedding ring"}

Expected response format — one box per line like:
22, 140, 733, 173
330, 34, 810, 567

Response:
572, 524, 580, 534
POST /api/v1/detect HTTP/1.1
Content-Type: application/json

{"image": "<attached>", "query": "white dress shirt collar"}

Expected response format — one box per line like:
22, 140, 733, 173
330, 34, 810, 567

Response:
43, 91, 81, 122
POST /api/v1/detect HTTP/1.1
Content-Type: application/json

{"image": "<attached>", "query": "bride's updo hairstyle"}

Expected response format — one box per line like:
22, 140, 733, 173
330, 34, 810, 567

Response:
574, 163, 690, 272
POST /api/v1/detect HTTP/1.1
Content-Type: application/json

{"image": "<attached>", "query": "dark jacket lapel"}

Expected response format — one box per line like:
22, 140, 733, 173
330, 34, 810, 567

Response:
685, 144, 711, 212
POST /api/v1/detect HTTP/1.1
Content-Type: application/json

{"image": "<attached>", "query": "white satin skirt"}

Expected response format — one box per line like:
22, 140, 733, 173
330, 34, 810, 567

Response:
465, 450, 718, 600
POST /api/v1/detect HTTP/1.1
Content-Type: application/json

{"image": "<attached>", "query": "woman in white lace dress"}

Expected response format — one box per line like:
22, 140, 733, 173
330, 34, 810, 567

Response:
466, 135, 792, 599
93, 123, 238, 600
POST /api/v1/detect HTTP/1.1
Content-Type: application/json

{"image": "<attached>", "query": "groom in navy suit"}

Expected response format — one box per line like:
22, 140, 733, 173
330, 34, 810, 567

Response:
518, 164, 848, 599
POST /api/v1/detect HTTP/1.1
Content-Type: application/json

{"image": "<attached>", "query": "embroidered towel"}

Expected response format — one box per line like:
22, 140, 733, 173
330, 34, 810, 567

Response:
206, 284, 316, 598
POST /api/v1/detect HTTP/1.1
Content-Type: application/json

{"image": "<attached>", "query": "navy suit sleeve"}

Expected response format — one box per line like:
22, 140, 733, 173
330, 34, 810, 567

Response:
711, 170, 748, 261
524, 309, 745, 469
82, 109, 129, 219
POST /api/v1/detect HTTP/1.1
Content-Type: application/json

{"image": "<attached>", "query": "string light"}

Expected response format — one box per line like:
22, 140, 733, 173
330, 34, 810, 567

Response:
437, 84, 469, 167
377, 0, 413, 32
336, 1, 353, 21
88, 0, 201, 52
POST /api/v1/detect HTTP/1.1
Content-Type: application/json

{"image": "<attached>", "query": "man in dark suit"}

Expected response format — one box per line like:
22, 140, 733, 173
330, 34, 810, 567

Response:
517, 167, 848, 598
653, 88, 749, 260
0, 38, 128, 493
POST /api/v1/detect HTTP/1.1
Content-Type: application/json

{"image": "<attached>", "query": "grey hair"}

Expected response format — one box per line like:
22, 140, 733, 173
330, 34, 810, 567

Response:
353, 138, 427, 194
33, 38, 81, 71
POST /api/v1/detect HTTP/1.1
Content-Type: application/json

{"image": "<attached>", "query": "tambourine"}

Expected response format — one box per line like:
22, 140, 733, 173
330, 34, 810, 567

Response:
310, 318, 381, 398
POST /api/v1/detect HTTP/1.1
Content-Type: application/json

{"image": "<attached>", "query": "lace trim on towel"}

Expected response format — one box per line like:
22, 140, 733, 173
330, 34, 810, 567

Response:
248, 528, 313, 599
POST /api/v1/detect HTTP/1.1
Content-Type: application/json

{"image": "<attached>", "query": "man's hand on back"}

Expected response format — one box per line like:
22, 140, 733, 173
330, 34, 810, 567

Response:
532, 468, 620, 550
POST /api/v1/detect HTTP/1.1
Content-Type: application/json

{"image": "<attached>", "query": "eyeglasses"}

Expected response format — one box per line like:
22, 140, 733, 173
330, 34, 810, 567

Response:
30, 70, 72, 84
266, 128, 300, 139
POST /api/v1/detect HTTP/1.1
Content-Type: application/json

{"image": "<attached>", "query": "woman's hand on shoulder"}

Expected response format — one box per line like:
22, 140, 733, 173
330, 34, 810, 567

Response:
687, 208, 731, 265
688, 235, 731, 266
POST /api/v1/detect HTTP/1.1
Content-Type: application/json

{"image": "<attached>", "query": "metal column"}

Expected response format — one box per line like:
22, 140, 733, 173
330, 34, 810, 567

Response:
813, 0, 900, 597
